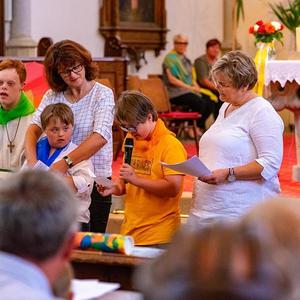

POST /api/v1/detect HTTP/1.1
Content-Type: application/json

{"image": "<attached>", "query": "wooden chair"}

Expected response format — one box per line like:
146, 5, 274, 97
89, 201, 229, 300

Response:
138, 77, 200, 152
96, 78, 124, 160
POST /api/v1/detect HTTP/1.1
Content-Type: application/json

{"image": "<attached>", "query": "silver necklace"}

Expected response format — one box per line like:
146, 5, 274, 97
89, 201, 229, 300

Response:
5, 117, 21, 153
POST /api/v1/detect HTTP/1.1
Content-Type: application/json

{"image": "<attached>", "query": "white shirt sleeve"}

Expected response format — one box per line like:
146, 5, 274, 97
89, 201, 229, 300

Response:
249, 104, 284, 180
92, 86, 115, 142
68, 159, 95, 194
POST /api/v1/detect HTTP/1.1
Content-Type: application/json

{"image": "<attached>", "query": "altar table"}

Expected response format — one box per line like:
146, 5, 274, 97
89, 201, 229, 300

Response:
265, 60, 300, 181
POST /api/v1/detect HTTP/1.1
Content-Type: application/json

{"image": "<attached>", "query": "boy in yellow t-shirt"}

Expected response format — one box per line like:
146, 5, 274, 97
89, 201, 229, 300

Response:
98, 91, 187, 246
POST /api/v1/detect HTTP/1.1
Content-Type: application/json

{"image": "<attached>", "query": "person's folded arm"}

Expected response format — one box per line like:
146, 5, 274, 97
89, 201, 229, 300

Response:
52, 87, 115, 174
25, 124, 43, 166
165, 68, 195, 92
50, 133, 107, 174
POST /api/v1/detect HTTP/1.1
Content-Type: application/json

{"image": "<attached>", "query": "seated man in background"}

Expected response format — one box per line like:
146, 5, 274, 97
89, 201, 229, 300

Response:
194, 38, 222, 119
0, 59, 35, 178
0, 170, 78, 300
162, 34, 213, 136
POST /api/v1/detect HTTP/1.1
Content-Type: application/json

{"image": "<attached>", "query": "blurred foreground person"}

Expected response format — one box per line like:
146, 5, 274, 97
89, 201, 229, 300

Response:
0, 170, 78, 299
135, 197, 300, 300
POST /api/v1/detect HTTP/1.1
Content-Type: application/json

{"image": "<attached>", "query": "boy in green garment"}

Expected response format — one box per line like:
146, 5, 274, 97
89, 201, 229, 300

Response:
0, 59, 35, 178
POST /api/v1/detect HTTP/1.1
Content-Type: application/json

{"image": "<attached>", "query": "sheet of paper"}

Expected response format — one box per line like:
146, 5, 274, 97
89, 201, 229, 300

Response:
94, 176, 114, 188
33, 160, 49, 171
161, 155, 211, 177
72, 279, 120, 300
131, 246, 165, 258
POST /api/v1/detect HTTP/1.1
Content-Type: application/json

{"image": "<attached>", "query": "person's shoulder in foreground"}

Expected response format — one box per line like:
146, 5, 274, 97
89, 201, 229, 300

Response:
0, 169, 78, 299
135, 197, 300, 300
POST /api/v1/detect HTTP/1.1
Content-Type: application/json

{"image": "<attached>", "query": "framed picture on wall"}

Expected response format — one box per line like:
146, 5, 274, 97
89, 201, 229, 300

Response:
99, 0, 168, 70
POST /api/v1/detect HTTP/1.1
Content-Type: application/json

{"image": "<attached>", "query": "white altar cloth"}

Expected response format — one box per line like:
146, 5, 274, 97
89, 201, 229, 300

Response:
265, 60, 300, 87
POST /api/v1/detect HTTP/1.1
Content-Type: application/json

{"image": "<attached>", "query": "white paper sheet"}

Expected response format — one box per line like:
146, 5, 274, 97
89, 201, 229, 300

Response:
131, 246, 164, 258
161, 155, 211, 177
94, 176, 114, 188
72, 279, 120, 300
33, 160, 49, 171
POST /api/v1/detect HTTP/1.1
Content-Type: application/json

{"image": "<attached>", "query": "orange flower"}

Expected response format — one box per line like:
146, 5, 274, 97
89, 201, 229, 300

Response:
265, 23, 275, 33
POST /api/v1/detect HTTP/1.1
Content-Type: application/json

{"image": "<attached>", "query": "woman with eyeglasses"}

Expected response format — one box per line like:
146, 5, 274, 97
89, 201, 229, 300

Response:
188, 51, 284, 229
97, 91, 187, 247
25, 39, 115, 233
162, 33, 214, 138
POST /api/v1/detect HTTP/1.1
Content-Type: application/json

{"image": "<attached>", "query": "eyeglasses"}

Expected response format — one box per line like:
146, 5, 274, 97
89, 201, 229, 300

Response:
119, 123, 139, 133
59, 64, 83, 77
174, 41, 189, 45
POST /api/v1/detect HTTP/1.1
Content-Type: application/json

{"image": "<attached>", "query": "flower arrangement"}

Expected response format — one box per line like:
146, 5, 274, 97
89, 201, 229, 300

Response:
249, 20, 284, 45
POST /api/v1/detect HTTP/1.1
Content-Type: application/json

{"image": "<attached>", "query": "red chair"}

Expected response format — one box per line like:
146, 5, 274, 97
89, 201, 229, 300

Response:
138, 77, 201, 152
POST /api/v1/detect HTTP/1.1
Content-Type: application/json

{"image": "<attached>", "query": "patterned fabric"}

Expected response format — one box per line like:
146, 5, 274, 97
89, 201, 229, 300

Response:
163, 50, 192, 85
31, 82, 115, 177
75, 232, 134, 255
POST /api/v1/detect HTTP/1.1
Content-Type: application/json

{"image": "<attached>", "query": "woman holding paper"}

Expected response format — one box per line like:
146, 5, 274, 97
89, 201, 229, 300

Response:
188, 50, 284, 228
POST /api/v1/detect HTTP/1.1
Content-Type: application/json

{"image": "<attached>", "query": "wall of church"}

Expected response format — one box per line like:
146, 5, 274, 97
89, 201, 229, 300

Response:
30, 0, 223, 77
29, 0, 293, 77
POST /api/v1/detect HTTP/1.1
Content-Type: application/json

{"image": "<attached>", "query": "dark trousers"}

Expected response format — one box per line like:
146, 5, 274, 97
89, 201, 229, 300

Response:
170, 92, 213, 129
89, 182, 112, 233
80, 222, 91, 232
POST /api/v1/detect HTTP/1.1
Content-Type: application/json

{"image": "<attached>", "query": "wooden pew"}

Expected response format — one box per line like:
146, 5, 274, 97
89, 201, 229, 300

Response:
71, 250, 151, 291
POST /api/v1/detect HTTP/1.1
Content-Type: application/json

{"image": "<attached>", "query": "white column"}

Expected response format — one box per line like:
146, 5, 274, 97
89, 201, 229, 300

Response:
6, 0, 36, 56
222, 0, 240, 52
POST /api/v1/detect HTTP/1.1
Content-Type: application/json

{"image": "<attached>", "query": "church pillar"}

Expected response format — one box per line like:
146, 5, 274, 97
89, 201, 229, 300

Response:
6, 0, 36, 56
222, 0, 240, 52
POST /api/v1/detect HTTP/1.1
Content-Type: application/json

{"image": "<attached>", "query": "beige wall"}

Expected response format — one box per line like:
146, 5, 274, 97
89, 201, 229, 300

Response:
28, 0, 295, 75
236, 0, 296, 57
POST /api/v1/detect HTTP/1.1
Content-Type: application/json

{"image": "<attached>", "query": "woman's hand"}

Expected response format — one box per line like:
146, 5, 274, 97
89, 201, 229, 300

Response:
50, 159, 68, 174
198, 168, 228, 185
96, 183, 115, 197
119, 163, 138, 185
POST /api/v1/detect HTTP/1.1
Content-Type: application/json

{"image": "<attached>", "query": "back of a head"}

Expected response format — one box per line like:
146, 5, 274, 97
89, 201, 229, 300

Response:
0, 170, 78, 261
135, 222, 292, 300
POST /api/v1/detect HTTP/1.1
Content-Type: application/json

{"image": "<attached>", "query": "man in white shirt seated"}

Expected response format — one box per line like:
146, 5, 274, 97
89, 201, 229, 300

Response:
0, 170, 78, 300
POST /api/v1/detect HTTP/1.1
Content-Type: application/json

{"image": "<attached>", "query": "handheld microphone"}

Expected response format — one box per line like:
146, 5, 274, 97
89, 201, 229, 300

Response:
124, 138, 134, 165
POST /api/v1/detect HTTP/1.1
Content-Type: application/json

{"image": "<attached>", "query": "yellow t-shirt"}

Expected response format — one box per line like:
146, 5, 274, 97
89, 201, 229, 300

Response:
121, 119, 187, 245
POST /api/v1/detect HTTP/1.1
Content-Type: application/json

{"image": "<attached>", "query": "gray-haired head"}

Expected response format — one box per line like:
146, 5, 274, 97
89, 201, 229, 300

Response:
0, 170, 78, 261
211, 50, 258, 90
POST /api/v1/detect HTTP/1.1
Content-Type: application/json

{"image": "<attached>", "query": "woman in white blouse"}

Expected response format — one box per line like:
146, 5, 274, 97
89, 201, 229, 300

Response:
188, 50, 284, 228
25, 40, 115, 232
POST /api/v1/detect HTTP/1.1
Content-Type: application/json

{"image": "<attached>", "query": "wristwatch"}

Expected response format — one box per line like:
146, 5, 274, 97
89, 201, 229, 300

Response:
63, 156, 74, 168
227, 167, 236, 182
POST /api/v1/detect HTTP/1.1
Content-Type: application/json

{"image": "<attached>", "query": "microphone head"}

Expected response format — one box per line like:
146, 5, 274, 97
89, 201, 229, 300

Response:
125, 138, 134, 147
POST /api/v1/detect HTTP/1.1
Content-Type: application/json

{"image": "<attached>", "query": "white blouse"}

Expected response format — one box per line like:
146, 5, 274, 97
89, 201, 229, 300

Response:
189, 97, 284, 226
